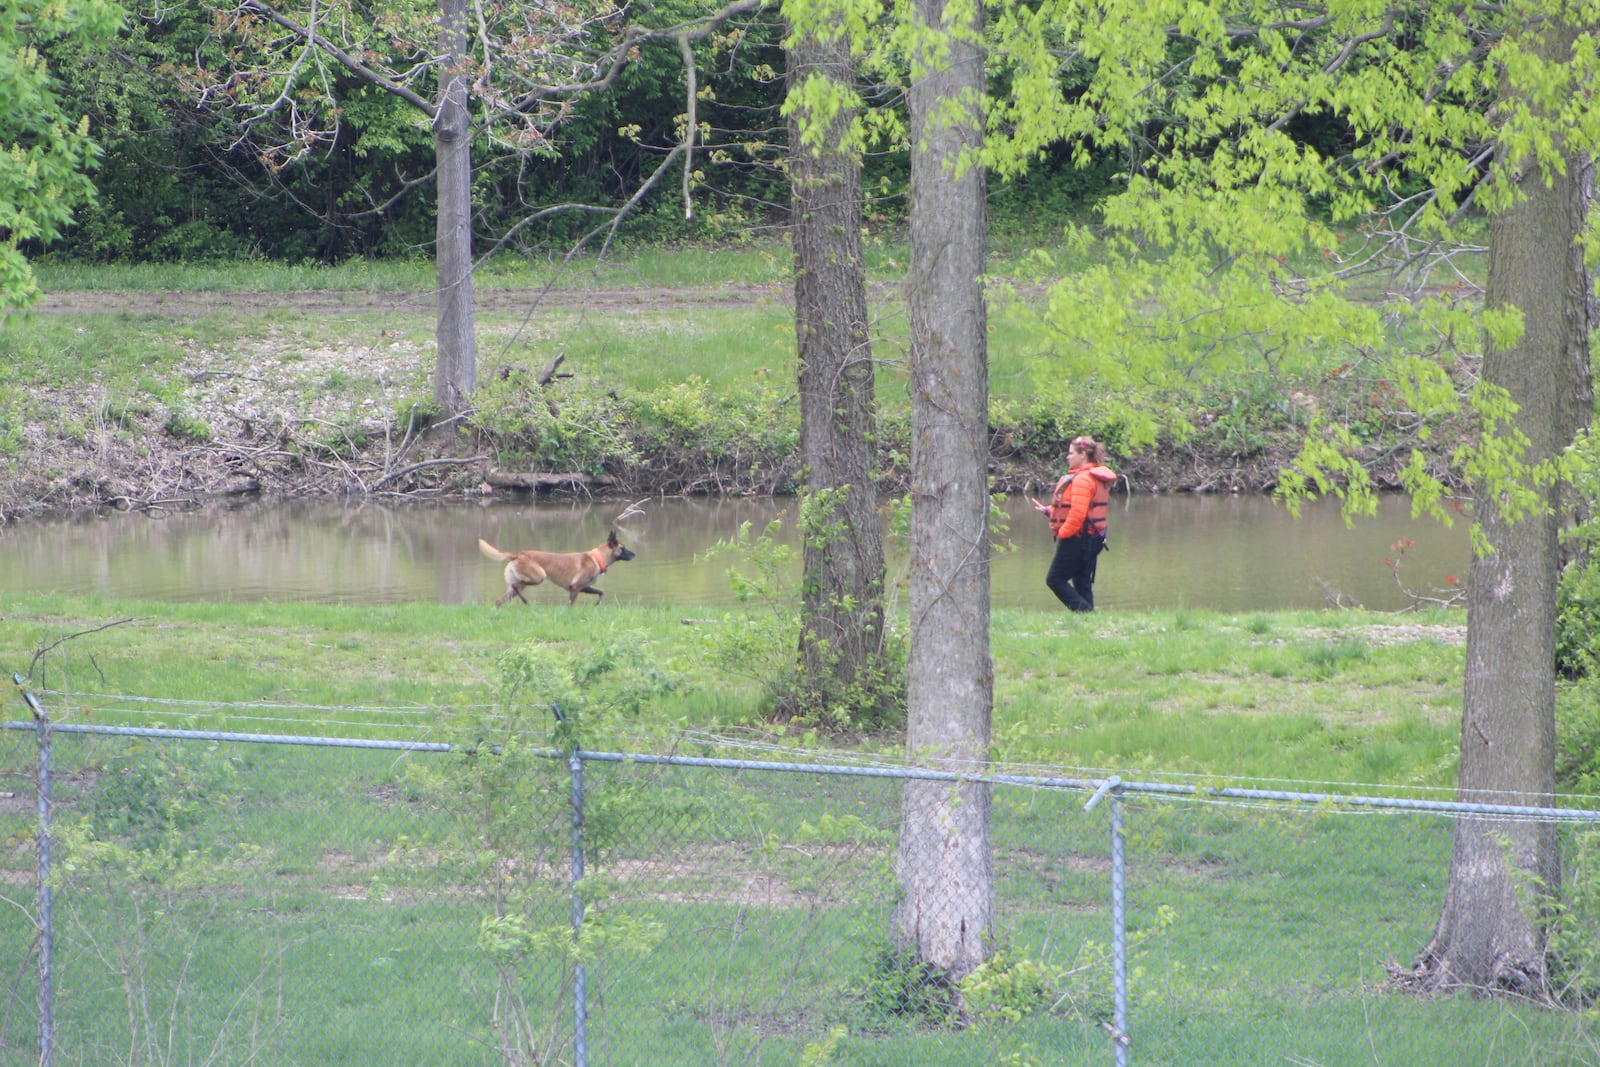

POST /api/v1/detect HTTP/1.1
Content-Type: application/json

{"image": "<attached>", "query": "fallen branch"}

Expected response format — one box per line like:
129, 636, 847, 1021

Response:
28, 617, 143, 683
369, 455, 491, 492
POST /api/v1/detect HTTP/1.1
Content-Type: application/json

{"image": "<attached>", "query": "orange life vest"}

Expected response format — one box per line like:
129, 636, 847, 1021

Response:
1049, 464, 1116, 540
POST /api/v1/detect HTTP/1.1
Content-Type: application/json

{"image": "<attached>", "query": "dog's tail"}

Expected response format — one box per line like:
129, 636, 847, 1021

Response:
478, 539, 513, 561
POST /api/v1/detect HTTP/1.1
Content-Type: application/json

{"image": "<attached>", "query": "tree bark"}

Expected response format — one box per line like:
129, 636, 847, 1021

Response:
1406, 15, 1584, 998
433, 0, 478, 418
787, 27, 886, 720
892, 0, 992, 983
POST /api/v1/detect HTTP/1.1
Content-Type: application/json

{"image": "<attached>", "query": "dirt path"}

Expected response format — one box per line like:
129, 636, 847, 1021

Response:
31, 283, 794, 317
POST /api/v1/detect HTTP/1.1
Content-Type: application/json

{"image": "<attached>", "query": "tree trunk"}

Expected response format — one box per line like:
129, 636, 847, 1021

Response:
1406, 16, 1584, 998
787, 28, 886, 721
433, 0, 478, 418
892, 0, 992, 983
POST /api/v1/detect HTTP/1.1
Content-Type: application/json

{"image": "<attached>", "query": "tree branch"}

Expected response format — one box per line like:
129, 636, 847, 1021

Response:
28, 618, 143, 684
239, 0, 439, 116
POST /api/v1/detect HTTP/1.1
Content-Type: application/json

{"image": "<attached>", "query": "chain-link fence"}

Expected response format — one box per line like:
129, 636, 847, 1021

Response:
4, 694, 1600, 1066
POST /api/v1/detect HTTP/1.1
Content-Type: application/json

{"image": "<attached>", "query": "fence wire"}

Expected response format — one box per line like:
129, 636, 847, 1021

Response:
3, 707, 1600, 1067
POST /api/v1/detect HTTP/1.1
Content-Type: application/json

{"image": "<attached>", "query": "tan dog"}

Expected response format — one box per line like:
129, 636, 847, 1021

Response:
478, 530, 636, 607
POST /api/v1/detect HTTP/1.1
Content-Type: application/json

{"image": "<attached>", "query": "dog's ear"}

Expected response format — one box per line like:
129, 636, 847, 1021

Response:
607, 529, 620, 546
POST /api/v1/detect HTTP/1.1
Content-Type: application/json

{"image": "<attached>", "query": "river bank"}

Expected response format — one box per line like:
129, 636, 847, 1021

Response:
0, 388, 1365, 520
2, 281, 1457, 521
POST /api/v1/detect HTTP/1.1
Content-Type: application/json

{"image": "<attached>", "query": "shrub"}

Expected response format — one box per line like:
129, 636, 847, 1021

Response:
960, 949, 1053, 1025
699, 511, 906, 732
1556, 428, 1600, 790
394, 395, 442, 435
1545, 829, 1600, 1006
163, 408, 213, 442
855, 946, 959, 1024
1558, 555, 1600, 680
471, 372, 639, 475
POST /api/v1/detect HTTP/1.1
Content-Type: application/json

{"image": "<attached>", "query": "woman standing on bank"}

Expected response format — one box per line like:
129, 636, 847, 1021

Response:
1030, 435, 1117, 612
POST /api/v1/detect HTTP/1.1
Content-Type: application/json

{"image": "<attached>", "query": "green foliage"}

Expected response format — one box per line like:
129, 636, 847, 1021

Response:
854, 945, 958, 1023
470, 371, 641, 476
1545, 829, 1600, 1006
975, 0, 1581, 530
632, 376, 800, 464
1, 0, 124, 306
699, 516, 802, 710
1556, 432, 1600, 792
81, 739, 239, 861
792, 485, 907, 731
100, 394, 148, 429
398, 635, 679, 1064
393, 394, 442, 436
846, 912, 1132, 1034
1559, 430, 1600, 676
305, 417, 366, 459
700, 507, 906, 732
162, 406, 213, 442
1558, 558, 1600, 683
959, 949, 1053, 1025
491, 635, 681, 753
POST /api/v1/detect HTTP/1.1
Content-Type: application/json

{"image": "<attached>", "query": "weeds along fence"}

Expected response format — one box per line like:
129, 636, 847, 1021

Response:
5, 691, 1600, 1066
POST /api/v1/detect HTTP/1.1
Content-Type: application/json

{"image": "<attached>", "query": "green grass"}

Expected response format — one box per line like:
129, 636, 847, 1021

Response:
2, 595, 1589, 1067
30, 240, 806, 294
10, 254, 1050, 415
0, 594, 1469, 784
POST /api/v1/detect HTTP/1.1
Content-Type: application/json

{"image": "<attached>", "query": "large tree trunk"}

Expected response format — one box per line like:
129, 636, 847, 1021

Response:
433, 0, 478, 418
1406, 16, 1584, 998
892, 0, 992, 983
787, 28, 886, 721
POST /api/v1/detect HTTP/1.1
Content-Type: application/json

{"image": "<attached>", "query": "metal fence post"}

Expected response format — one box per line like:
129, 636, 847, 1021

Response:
1110, 785, 1128, 1067
569, 748, 587, 1067
13, 676, 52, 1067
1086, 776, 1128, 1066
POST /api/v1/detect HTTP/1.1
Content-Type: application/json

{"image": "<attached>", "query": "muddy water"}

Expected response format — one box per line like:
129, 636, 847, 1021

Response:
0, 493, 1470, 613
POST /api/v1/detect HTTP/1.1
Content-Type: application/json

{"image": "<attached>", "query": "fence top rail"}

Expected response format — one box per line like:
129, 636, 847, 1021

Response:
6, 717, 1600, 823
1, 719, 452, 754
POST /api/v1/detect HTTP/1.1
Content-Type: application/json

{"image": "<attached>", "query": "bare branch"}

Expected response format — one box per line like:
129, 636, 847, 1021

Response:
239, 0, 438, 116
28, 619, 143, 684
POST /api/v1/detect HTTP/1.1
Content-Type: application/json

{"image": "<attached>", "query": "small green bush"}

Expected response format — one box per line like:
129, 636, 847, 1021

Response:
163, 408, 213, 442
394, 395, 442, 435
855, 946, 958, 1024
1558, 557, 1600, 680
471, 373, 639, 475
1540, 829, 1600, 1006
960, 949, 1053, 1025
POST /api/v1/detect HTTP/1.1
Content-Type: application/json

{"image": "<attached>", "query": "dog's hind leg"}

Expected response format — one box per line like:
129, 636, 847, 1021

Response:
497, 561, 545, 606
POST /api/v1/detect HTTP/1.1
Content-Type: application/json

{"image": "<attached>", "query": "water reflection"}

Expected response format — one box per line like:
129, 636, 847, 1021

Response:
0, 493, 1471, 613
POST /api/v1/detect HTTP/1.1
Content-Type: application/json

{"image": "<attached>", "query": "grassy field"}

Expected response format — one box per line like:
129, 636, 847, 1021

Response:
0, 593, 1467, 785
13, 243, 1055, 418
6, 591, 1591, 1067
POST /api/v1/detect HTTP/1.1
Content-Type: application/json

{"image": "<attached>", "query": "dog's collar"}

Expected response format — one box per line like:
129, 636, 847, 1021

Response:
589, 547, 608, 574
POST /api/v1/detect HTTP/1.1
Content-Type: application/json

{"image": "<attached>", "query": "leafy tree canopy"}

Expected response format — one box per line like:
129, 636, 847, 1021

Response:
976, 0, 1600, 525
0, 0, 123, 308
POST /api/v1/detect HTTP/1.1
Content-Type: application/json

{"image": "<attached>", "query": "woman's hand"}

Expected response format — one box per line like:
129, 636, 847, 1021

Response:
1029, 497, 1048, 513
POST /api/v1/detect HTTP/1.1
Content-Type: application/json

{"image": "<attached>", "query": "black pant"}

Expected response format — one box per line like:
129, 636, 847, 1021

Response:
1046, 534, 1103, 612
